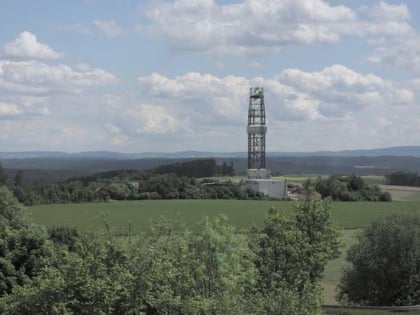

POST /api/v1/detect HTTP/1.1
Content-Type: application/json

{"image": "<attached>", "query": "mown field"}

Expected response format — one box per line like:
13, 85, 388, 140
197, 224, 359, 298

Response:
27, 199, 420, 311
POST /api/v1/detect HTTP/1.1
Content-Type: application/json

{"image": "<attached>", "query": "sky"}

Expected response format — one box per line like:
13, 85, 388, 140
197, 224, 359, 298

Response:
0, 0, 419, 153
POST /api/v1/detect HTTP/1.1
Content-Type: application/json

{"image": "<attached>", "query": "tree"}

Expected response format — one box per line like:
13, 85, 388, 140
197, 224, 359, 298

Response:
0, 234, 131, 315
0, 163, 6, 186
338, 214, 420, 306
128, 216, 257, 315
251, 195, 341, 314
48, 226, 81, 252
307, 175, 389, 201
0, 187, 51, 297
13, 170, 23, 187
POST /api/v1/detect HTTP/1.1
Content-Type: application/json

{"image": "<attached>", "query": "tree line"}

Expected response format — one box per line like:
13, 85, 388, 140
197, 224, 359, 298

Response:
1, 160, 250, 206
385, 171, 420, 187
153, 159, 235, 177
303, 175, 391, 201
11, 174, 266, 206
0, 186, 340, 314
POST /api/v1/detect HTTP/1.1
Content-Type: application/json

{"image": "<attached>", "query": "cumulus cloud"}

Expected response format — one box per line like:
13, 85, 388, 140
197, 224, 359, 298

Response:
273, 65, 413, 119
0, 60, 116, 94
138, 72, 250, 124
127, 104, 181, 134
104, 123, 129, 146
0, 57, 116, 124
4, 31, 62, 59
367, 1, 410, 21
369, 36, 420, 73
138, 66, 413, 123
93, 20, 124, 37
137, 0, 413, 55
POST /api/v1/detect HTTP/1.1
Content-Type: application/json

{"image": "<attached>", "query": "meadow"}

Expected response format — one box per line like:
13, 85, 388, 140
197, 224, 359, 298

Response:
28, 199, 420, 233
27, 199, 420, 312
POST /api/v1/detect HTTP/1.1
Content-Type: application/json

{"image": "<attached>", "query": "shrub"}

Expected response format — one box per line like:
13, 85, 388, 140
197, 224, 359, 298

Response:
338, 214, 420, 306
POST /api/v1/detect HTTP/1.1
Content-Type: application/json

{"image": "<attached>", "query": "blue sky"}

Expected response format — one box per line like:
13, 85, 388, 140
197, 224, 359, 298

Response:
0, 0, 419, 152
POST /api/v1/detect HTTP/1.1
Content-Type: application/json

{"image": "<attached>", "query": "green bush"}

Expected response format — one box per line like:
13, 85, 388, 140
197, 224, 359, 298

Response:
338, 214, 420, 306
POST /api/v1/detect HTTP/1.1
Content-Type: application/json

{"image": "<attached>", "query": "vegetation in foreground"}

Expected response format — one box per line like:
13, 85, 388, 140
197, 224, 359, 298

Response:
338, 214, 420, 306
0, 186, 340, 314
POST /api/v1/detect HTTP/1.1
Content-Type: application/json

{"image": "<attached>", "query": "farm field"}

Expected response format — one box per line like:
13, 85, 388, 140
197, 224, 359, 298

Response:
27, 199, 420, 308
28, 199, 420, 233
380, 184, 420, 201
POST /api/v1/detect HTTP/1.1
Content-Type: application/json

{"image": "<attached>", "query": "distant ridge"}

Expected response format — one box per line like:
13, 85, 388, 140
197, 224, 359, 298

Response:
1, 146, 420, 159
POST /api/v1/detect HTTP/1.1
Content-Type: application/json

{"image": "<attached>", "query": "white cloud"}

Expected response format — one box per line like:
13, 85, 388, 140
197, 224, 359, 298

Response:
368, 1, 410, 21
0, 57, 116, 125
0, 102, 23, 117
369, 36, 420, 73
138, 72, 249, 124
93, 20, 124, 37
104, 123, 129, 146
137, 0, 413, 55
127, 104, 181, 134
139, 0, 354, 54
4, 31, 62, 60
0, 96, 49, 119
0, 60, 116, 94
138, 66, 413, 123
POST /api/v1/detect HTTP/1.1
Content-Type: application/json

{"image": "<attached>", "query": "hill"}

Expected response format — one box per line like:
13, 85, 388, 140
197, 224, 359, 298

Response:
2, 145, 420, 159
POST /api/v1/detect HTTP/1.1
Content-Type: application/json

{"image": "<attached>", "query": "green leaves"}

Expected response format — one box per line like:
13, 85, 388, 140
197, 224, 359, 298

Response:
0, 187, 341, 314
252, 197, 341, 315
338, 214, 420, 306
128, 215, 257, 314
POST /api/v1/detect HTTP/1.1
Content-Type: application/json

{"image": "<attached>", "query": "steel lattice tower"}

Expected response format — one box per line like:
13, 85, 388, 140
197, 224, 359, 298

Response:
247, 87, 267, 170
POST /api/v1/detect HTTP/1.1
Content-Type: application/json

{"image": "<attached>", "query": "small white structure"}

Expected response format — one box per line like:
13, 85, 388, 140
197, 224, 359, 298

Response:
245, 178, 287, 199
247, 168, 271, 179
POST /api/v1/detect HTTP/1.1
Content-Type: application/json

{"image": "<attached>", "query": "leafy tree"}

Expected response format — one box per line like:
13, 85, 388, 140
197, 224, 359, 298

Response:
128, 216, 257, 315
107, 182, 131, 200
338, 214, 420, 306
251, 195, 341, 314
0, 187, 51, 296
306, 175, 389, 201
13, 170, 23, 187
0, 163, 6, 186
0, 234, 131, 315
48, 226, 81, 252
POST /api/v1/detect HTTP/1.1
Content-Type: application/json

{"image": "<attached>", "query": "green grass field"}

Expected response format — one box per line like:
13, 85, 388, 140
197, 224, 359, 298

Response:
26, 199, 420, 310
27, 199, 420, 233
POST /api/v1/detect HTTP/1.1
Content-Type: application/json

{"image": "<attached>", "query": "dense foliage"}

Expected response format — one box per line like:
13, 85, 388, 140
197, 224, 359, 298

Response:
251, 196, 341, 314
385, 171, 420, 187
12, 173, 265, 206
338, 214, 420, 306
153, 158, 235, 177
0, 187, 52, 296
0, 187, 340, 314
304, 175, 391, 201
